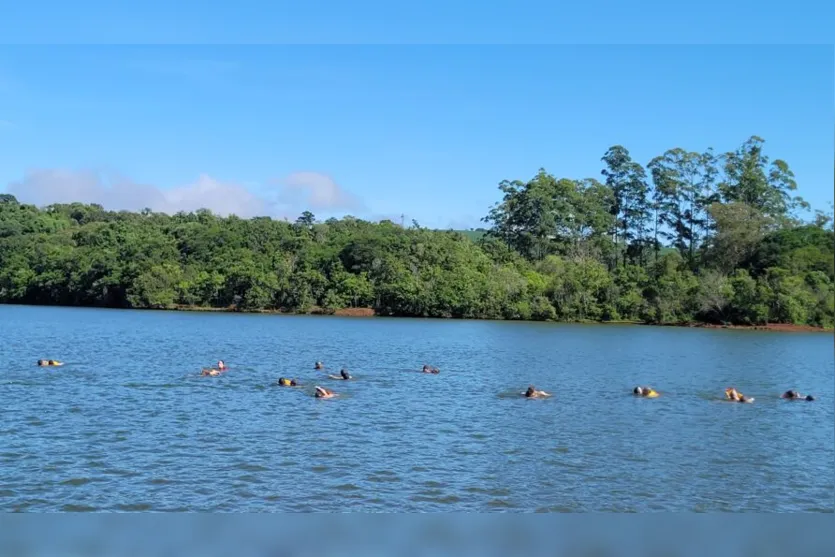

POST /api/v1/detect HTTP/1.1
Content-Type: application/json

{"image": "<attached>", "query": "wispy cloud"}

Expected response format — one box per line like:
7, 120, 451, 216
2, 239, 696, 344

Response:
8, 170, 269, 218
5, 168, 365, 221
272, 172, 364, 213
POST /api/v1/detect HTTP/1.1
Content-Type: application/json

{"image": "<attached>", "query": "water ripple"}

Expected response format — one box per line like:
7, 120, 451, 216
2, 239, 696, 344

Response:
0, 306, 832, 512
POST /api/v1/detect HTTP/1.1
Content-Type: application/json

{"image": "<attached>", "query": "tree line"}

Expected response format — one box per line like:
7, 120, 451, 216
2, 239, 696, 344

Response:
1, 135, 833, 327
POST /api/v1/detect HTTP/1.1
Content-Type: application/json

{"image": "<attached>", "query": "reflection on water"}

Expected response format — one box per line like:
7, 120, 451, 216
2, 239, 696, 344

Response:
0, 305, 832, 512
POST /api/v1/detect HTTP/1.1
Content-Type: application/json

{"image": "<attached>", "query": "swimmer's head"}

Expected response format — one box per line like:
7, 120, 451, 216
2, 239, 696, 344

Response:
633, 386, 643, 395
805, 395, 815, 401
525, 385, 535, 398
340, 369, 350, 380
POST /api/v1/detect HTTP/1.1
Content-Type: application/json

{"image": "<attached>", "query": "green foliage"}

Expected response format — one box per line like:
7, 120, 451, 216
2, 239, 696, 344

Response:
718, 136, 805, 219
601, 145, 651, 267
127, 263, 182, 308
725, 270, 768, 325
746, 225, 834, 278
643, 253, 699, 324
706, 202, 773, 273
648, 148, 718, 268
1, 136, 832, 329
483, 172, 614, 262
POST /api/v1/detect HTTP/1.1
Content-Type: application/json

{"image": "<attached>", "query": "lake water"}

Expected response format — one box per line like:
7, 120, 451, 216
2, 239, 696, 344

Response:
1, 305, 832, 512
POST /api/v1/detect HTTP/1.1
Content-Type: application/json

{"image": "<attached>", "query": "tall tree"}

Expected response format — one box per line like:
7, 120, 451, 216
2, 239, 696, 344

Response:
572, 178, 616, 260
483, 172, 555, 261
718, 136, 805, 219
296, 211, 316, 227
483, 170, 565, 260
648, 148, 719, 268
483, 171, 613, 261
601, 146, 650, 267
813, 201, 834, 231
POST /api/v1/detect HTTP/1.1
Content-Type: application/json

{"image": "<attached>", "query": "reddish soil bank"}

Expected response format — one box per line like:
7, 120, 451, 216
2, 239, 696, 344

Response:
676, 322, 832, 333
332, 307, 376, 317
161, 305, 834, 332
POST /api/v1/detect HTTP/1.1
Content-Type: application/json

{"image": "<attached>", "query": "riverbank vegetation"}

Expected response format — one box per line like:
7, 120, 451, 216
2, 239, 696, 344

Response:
1, 136, 833, 328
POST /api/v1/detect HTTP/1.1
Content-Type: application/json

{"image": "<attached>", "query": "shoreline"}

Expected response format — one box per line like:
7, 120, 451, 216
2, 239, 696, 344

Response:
640, 321, 832, 333
169, 305, 378, 318
165, 306, 835, 332
3, 302, 831, 333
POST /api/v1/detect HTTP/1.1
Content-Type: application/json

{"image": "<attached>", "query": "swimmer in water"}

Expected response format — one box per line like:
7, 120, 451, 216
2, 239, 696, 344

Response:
782, 390, 814, 401
633, 386, 659, 398
314, 386, 336, 399
524, 385, 551, 399
315, 361, 324, 370
38, 360, 63, 367
725, 387, 753, 403
277, 377, 298, 387
422, 364, 440, 374
329, 369, 352, 380
201, 360, 229, 376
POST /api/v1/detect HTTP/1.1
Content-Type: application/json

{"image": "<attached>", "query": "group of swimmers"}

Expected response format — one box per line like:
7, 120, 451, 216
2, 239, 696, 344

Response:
198, 360, 436, 399
631, 385, 814, 403
36, 358, 817, 404
277, 362, 435, 398
278, 367, 350, 398
722, 386, 815, 403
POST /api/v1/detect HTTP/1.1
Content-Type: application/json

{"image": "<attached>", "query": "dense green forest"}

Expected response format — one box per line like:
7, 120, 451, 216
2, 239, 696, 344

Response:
1, 136, 833, 327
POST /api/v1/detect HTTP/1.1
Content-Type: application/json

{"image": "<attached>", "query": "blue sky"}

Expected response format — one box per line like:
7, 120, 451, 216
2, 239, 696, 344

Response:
1, 1, 832, 44
1, 45, 832, 228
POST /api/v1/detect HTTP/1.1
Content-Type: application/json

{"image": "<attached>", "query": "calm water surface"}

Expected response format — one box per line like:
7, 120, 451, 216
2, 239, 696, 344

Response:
1, 305, 832, 512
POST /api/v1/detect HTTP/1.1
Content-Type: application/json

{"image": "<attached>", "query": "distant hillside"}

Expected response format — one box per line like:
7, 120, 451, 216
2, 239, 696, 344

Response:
450, 229, 487, 241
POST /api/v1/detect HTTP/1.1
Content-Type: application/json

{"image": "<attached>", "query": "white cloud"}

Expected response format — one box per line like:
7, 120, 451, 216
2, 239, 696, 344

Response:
7, 169, 268, 218
275, 172, 363, 212
5, 169, 366, 221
